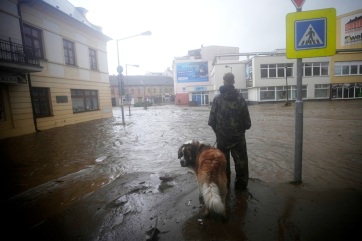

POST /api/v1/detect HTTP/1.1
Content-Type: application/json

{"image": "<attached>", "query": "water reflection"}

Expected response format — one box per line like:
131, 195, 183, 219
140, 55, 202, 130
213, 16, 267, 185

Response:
182, 188, 248, 240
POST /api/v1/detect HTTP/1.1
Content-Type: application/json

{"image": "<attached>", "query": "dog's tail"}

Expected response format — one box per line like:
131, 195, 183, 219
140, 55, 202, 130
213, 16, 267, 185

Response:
201, 182, 225, 214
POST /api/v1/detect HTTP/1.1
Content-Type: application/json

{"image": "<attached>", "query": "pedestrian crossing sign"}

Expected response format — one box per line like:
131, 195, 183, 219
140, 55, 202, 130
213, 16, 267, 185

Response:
286, 8, 336, 58
296, 19, 326, 50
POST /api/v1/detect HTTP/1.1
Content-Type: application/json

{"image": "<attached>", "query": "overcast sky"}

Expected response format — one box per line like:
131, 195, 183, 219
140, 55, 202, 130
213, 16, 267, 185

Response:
67, 0, 361, 75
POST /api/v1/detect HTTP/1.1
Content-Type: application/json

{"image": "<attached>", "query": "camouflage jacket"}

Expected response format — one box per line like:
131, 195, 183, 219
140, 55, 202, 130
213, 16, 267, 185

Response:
208, 85, 251, 146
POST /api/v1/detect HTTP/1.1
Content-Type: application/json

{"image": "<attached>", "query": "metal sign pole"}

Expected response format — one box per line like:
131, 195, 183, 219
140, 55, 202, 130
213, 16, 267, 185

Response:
118, 74, 125, 125
294, 7, 303, 183
116, 61, 125, 125
288, 1, 336, 184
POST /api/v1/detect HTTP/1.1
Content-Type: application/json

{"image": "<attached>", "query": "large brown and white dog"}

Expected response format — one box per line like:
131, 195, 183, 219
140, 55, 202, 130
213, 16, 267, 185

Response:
178, 140, 228, 217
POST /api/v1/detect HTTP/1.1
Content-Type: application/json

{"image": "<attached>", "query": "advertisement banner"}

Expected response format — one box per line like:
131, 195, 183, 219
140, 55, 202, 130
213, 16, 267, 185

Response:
245, 61, 253, 88
176, 62, 208, 83
245, 61, 252, 80
341, 13, 362, 46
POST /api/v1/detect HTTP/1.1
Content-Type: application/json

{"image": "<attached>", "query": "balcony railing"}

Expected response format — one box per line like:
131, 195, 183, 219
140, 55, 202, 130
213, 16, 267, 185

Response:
0, 39, 41, 66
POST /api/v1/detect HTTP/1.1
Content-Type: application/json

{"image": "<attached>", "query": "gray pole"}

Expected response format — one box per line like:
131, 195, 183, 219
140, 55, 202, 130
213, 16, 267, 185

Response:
115, 31, 151, 121
116, 40, 125, 125
294, 7, 303, 183
295, 58, 303, 183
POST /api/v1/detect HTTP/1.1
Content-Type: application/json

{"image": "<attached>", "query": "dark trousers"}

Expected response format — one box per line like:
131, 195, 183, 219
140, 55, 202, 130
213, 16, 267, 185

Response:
217, 137, 249, 188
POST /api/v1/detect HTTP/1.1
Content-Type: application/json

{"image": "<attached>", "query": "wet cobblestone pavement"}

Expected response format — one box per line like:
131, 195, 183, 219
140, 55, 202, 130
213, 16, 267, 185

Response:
1, 100, 362, 240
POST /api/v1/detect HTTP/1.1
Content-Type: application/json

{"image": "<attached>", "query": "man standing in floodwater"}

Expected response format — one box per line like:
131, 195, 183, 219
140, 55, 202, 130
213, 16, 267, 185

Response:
208, 72, 251, 190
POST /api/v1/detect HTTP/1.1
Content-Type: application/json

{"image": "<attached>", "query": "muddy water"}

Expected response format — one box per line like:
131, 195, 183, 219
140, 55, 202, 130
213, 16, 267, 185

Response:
2, 100, 362, 203
246, 100, 362, 189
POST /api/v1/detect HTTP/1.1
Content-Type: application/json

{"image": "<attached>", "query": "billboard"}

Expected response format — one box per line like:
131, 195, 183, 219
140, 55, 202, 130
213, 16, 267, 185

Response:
245, 61, 252, 80
341, 12, 362, 46
245, 60, 253, 88
176, 62, 208, 83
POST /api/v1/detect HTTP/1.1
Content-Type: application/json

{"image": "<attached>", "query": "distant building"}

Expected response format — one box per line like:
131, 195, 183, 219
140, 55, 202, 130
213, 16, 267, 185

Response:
0, 0, 112, 139
173, 45, 239, 106
174, 9, 362, 106
330, 9, 362, 99
145, 67, 173, 77
109, 75, 174, 106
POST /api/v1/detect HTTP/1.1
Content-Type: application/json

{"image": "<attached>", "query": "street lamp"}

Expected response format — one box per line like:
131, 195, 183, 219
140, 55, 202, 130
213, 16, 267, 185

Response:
116, 31, 151, 67
115, 31, 151, 125
125, 64, 140, 76
141, 80, 147, 110
124, 64, 139, 116
225, 65, 232, 73
285, 65, 291, 106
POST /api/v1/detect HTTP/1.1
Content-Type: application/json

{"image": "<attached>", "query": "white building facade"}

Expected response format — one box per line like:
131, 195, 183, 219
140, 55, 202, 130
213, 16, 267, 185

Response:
174, 9, 362, 106
173, 46, 239, 106
242, 53, 331, 103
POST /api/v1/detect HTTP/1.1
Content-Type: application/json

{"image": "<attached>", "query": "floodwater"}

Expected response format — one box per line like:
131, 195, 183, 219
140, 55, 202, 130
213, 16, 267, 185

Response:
1, 100, 362, 238
3, 100, 362, 197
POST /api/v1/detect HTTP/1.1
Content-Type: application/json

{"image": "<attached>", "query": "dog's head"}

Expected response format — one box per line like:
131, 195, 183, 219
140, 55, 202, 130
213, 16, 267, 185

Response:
178, 140, 200, 168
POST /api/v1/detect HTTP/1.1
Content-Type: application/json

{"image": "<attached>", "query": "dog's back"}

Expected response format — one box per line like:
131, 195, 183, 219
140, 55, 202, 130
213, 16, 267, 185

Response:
178, 140, 228, 216
197, 148, 227, 216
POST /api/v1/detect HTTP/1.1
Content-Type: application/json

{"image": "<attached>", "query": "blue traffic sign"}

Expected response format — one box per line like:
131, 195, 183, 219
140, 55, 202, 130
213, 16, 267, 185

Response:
295, 18, 326, 50
286, 8, 336, 58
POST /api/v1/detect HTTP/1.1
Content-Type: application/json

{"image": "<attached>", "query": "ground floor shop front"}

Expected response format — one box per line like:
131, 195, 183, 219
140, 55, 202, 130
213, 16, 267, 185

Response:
175, 83, 362, 106
0, 76, 112, 139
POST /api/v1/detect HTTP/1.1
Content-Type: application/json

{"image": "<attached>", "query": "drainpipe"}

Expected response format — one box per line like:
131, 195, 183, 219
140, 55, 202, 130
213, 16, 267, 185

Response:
17, 1, 26, 47
18, 2, 39, 132
27, 73, 39, 132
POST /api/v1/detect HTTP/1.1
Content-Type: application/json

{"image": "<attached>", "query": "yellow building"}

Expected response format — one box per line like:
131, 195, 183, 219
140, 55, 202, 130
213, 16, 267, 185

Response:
331, 9, 362, 98
0, 0, 112, 139
109, 75, 174, 105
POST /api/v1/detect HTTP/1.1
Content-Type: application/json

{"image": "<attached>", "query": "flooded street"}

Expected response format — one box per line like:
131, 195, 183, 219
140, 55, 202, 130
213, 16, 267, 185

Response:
1, 100, 362, 240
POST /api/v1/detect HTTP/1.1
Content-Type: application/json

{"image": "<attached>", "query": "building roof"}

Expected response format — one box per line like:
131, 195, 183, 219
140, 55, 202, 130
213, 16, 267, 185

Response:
37, 0, 105, 33
109, 75, 173, 86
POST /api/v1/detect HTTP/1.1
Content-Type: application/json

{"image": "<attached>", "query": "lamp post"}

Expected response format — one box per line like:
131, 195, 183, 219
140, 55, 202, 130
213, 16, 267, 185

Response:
125, 64, 139, 116
141, 80, 147, 110
125, 64, 140, 76
225, 65, 232, 73
115, 31, 151, 124
285, 65, 291, 106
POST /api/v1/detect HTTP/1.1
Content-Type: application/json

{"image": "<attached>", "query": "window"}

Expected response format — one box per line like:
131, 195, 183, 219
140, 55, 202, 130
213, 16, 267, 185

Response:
63, 39, 76, 65
260, 85, 307, 101
276, 86, 291, 100
351, 64, 358, 75
269, 64, 276, 78
89, 48, 98, 70
71, 89, 99, 113
315, 84, 330, 98
286, 64, 293, 77
334, 61, 362, 76
23, 24, 43, 59
260, 87, 275, 100
191, 92, 209, 105
304, 63, 312, 76
290, 85, 307, 99
261, 65, 268, 78
332, 84, 362, 99
260, 64, 293, 78
32, 87, 52, 117
342, 66, 349, 75
303, 62, 329, 76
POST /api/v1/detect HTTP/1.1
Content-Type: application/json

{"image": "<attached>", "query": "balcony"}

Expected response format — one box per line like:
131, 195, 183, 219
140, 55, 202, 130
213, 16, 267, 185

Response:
0, 39, 43, 73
